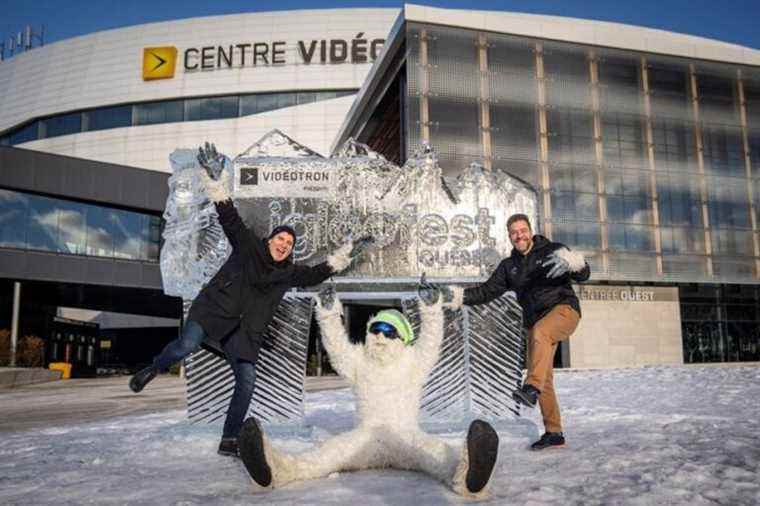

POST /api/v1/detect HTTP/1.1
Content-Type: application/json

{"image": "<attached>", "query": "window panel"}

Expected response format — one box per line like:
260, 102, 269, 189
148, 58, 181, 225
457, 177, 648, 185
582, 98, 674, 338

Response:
490, 104, 538, 161
27, 195, 58, 252
547, 109, 595, 165
707, 176, 751, 228
543, 44, 591, 109
647, 63, 690, 120
112, 209, 145, 260
550, 191, 598, 221
134, 100, 184, 125
551, 220, 601, 249
598, 55, 642, 115
185, 96, 239, 121
656, 173, 703, 227
85, 206, 114, 257
84, 105, 132, 131
41, 112, 82, 139
297, 92, 317, 104
0, 189, 28, 248
701, 124, 744, 176
696, 72, 738, 124
55, 201, 86, 255
9, 122, 39, 145
711, 228, 754, 256
660, 226, 705, 254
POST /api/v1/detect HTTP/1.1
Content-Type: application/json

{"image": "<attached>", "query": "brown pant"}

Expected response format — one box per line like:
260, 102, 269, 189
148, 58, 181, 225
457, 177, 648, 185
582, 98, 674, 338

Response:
526, 304, 580, 433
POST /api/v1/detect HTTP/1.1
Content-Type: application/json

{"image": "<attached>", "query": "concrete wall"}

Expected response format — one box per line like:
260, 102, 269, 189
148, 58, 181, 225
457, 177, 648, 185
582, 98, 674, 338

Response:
570, 285, 684, 367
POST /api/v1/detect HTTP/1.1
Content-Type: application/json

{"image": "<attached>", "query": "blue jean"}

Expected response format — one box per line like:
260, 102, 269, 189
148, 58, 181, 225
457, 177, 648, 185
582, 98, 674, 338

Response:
153, 320, 206, 372
152, 320, 257, 439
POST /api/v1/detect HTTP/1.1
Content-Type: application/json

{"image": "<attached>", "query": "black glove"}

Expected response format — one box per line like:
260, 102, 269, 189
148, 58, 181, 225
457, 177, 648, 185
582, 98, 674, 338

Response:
349, 235, 375, 258
417, 273, 441, 306
197, 142, 226, 180
317, 284, 337, 310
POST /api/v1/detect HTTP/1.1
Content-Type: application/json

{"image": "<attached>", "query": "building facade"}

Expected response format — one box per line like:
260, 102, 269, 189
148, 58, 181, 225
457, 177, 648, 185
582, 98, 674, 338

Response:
335, 5, 760, 366
0, 9, 396, 369
2, 5, 759, 369
0, 9, 398, 168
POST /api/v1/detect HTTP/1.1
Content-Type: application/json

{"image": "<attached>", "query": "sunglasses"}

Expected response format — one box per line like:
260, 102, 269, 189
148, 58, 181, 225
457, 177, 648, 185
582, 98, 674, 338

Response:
368, 321, 399, 340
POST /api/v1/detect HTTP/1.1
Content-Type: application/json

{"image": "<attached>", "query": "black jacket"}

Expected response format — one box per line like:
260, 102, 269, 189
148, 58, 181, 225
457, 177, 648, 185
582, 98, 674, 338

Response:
463, 235, 590, 329
187, 200, 334, 362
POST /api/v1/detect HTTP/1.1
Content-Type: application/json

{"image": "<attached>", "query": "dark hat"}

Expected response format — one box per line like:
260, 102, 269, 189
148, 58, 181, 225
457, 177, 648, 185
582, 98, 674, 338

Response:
268, 224, 296, 242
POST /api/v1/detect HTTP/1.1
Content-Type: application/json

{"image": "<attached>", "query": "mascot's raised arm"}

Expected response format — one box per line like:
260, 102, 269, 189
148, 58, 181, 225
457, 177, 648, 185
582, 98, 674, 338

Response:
237, 276, 500, 498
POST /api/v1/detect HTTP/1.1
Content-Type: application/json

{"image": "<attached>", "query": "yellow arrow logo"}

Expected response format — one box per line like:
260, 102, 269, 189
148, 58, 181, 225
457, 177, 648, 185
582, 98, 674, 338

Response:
142, 46, 177, 81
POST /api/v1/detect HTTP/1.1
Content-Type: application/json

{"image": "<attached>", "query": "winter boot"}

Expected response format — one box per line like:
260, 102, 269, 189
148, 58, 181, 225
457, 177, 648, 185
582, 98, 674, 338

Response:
512, 383, 540, 408
129, 366, 157, 393
530, 432, 565, 451
217, 437, 239, 457
464, 419, 499, 494
239, 418, 272, 487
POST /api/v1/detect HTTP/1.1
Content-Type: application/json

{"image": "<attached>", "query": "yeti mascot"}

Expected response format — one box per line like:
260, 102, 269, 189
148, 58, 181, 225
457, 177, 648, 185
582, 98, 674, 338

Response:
237, 279, 500, 497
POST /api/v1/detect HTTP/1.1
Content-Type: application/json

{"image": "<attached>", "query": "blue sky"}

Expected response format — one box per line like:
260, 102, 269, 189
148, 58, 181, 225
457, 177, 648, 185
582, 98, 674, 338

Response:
1, 0, 759, 50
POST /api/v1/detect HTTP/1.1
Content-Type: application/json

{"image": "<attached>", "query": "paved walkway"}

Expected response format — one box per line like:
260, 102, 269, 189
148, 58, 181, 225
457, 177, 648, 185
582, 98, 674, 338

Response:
0, 374, 348, 433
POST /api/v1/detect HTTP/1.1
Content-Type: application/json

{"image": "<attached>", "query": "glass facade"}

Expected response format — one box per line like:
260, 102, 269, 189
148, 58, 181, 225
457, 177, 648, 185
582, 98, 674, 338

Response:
405, 22, 760, 284
0, 189, 161, 262
681, 284, 760, 363
0, 89, 357, 145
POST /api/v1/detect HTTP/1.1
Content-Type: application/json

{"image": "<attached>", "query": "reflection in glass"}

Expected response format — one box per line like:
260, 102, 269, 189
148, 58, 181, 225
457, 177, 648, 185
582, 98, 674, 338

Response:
0, 189, 28, 248
55, 201, 86, 255
702, 124, 744, 176
681, 285, 760, 363
403, 22, 759, 285
647, 63, 690, 120
85, 206, 114, 258
42, 113, 82, 138
84, 105, 132, 131
552, 220, 600, 249
0, 189, 161, 261
9, 122, 39, 144
27, 195, 58, 252
707, 176, 750, 228
660, 227, 704, 254
112, 210, 145, 259
608, 224, 654, 251
134, 100, 184, 125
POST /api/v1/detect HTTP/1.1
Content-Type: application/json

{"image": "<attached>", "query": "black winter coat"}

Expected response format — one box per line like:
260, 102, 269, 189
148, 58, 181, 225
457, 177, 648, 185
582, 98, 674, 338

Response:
187, 200, 334, 363
463, 235, 590, 329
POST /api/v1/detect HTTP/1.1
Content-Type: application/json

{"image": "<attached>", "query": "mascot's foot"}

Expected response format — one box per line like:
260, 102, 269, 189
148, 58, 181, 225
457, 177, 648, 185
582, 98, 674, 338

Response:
239, 418, 272, 487
129, 366, 157, 393
465, 420, 499, 494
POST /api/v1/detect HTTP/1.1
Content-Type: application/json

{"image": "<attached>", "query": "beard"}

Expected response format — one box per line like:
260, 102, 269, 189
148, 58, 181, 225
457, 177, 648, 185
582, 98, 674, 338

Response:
365, 333, 405, 365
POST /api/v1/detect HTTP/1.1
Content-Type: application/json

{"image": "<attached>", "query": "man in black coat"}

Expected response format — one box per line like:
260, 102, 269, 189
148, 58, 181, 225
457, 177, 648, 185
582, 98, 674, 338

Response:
447, 213, 590, 451
130, 145, 368, 457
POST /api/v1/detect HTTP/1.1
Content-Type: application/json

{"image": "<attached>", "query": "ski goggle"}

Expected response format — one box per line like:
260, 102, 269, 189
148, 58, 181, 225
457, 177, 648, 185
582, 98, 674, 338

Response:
368, 321, 399, 340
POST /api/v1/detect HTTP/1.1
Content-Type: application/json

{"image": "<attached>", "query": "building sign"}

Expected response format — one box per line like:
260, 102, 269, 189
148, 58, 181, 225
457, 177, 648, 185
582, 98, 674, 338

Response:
142, 47, 178, 80
237, 163, 333, 199
143, 34, 384, 80
575, 285, 678, 303
161, 131, 539, 300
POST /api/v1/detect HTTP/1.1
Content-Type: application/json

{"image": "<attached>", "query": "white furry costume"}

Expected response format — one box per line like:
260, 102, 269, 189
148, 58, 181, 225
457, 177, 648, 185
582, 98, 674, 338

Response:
252, 297, 492, 497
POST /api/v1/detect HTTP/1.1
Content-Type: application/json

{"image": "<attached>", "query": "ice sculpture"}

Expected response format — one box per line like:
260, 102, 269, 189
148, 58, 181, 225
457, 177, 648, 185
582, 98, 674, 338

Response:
160, 149, 231, 300
160, 130, 538, 429
186, 295, 313, 428
403, 293, 530, 431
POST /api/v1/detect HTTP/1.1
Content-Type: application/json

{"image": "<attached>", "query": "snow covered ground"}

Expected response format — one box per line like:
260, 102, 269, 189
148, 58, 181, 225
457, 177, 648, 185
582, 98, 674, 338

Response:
2, 365, 759, 505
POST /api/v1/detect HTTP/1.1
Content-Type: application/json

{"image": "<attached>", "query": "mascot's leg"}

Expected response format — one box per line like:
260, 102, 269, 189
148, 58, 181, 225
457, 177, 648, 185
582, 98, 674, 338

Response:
239, 418, 380, 489
450, 420, 500, 497
397, 422, 499, 497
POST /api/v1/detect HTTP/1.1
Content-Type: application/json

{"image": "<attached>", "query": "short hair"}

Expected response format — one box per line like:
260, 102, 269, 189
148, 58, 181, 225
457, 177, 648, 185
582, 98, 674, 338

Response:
507, 213, 532, 231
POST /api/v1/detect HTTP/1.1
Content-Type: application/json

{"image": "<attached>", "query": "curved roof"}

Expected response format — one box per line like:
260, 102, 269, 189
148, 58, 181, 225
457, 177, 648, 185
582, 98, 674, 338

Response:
404, 3, 760, 65
0, 8, 398, 133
